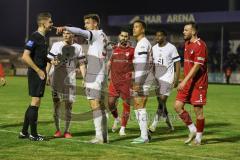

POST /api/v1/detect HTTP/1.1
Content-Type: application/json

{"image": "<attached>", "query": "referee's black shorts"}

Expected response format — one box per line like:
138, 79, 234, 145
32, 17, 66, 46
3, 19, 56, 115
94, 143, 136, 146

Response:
28, 68, 46, 97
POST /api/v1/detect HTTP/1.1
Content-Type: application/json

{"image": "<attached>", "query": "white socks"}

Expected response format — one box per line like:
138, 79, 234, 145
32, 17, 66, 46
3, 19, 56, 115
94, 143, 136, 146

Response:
195, 132, 202, 142
188, 123, 197, 133
151, 114, 159, 128
120, 126, 125, 132
135, 108, 148, 140
93, 109, 103, 138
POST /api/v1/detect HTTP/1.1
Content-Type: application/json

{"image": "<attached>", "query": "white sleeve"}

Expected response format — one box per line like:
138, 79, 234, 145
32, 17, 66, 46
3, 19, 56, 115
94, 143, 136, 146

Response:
172, 46, 181, 62
47, 43, 58, 60
77, 45, 86, 64
65, 27, 91, 40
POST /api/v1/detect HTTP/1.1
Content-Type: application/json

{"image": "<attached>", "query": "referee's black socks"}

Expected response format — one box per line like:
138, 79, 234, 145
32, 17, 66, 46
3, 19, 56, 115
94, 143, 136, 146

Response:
21, 106, 31, 135
28, 106, 39, 137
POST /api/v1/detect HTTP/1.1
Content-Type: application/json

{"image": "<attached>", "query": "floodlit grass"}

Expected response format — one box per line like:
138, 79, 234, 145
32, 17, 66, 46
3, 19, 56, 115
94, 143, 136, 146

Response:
0, 76, 239, 160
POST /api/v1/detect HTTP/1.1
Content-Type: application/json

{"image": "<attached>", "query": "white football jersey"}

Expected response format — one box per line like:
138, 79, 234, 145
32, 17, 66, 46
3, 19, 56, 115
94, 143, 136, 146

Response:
48, 41, 84, 61
133, 37, 152, 63
85, 29, 109, 91
48, 41, 84, 75
152, 42, 180, 83
133, 37, 152, 82
48, 41, 84, 91
87, 30, 108, 58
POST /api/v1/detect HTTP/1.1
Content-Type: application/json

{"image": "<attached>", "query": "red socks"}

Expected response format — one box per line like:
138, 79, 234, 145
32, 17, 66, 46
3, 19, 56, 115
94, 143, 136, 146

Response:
121, 102, 130, 127
196, 118, 205, 132
179, 110, 193, 126
111, 109, 118, 119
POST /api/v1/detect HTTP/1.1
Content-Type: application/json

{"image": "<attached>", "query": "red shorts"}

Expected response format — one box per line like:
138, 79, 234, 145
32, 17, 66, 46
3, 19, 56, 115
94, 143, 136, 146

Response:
176, 85, 207, 106
108, 81, 132, 100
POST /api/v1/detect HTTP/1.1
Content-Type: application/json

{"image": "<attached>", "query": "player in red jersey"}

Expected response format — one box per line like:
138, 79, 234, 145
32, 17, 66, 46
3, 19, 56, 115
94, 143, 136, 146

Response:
108, 29, 134, 136
0, 63, 6, 86
175, 22, 208, 145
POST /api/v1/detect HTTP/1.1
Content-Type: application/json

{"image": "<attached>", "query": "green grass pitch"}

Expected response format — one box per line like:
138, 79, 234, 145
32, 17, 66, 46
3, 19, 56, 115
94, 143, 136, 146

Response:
0, 76, 240, 160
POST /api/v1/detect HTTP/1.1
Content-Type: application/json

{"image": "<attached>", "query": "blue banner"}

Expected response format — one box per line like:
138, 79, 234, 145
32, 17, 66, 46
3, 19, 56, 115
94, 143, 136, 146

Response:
108, 11, 240, 26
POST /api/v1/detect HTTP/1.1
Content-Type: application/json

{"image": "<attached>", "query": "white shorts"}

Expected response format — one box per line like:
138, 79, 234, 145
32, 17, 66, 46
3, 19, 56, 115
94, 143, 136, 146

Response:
85, 81, 105, 100
50, 69, 77, 102
155, 80, 172, 96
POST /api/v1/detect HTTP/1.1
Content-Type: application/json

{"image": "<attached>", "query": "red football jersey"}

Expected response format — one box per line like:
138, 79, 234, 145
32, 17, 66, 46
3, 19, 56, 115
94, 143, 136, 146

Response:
110, 44, 134, 84
184, 38, 208, 89
0, 64, 5, 77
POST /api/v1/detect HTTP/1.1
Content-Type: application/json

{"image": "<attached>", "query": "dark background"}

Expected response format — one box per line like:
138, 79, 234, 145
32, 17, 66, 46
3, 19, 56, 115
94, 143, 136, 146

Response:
0, 0, 239, 47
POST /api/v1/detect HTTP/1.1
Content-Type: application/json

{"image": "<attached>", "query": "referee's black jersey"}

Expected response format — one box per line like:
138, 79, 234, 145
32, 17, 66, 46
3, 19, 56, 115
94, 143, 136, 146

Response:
24, 31, 48, 69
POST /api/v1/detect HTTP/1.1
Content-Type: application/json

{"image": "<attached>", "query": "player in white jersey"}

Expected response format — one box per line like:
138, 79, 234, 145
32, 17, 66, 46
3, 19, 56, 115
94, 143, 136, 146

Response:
131, 20, 152, 144
47, 30, 86, 138
149, 30, 181, 133
56, 14, 109, 144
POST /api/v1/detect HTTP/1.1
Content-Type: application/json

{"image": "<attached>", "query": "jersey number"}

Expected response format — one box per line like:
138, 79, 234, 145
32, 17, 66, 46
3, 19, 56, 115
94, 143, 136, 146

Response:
158, 58, 164, 65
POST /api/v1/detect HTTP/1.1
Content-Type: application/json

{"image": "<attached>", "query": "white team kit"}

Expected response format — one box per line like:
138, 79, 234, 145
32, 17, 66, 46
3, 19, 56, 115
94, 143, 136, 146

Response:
152, 42, 181, 96
85, 30, 109, 99
133, 37, 152, 95
65, 27, 109, 99
47, 41, 85, 102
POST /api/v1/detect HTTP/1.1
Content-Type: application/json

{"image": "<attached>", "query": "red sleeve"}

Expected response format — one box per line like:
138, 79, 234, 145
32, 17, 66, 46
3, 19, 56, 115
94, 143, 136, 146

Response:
130, 48, 135, 61
194, 41, 207, 65
110, 47, 117, 62
0, 64, 5, 77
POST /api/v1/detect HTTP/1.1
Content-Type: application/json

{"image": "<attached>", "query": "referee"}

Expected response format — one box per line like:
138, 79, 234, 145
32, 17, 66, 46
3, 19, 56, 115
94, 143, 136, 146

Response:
19, 12, 53, 141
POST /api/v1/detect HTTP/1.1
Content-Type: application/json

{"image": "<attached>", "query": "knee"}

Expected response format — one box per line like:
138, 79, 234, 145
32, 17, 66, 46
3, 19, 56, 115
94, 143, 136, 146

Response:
194, 107, 204, 119
174, 101, 183, 114
31, 97, 41, 106
90, 99, 101, 110
108, 100, 115, 109
159, 95, 166, 102
53, 97, 60, 103
195, 112, 204, 119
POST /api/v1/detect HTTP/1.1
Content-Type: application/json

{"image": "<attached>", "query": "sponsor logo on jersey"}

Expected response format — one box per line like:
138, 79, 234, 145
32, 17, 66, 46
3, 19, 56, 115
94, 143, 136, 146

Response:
197, 57, 205, 61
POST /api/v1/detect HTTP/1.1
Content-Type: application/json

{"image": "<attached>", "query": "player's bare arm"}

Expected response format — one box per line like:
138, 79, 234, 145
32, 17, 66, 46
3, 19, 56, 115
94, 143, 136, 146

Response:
22, 49, 45, 80
45, 62, 51, 85
107, 60, 111, 79
79, 63, 86, 87
173, 61, 181, 88
177, 63, 201, 91
56, 26, 66, 35
0, 77, 6, 86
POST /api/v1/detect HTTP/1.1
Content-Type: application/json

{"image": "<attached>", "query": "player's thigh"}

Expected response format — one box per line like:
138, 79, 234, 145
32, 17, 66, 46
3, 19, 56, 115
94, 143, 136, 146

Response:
89, 99, 101, 110
134, 96, 148, 109
193, 105, 204, 117
31, 97, 41, 106
174, 100, 185, 113
108, 96, 119, 109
